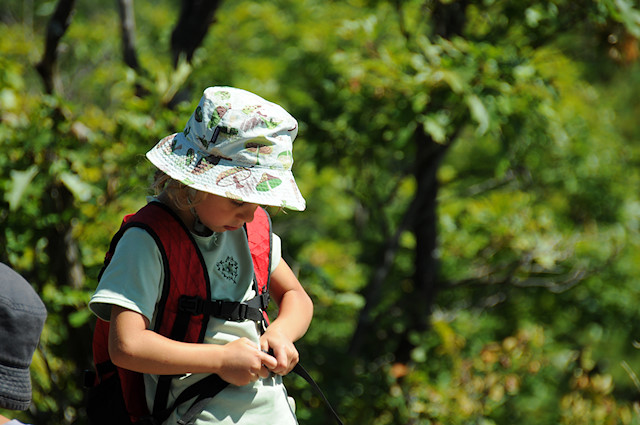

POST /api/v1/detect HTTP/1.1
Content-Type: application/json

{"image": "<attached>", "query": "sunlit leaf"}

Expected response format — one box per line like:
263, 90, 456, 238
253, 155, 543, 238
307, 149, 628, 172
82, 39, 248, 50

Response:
60, 171, 93, 201
6, 165, 38, 211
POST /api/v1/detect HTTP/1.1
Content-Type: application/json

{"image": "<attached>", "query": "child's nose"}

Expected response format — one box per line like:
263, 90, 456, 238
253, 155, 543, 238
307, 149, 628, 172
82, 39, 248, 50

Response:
242, 204, 259, 223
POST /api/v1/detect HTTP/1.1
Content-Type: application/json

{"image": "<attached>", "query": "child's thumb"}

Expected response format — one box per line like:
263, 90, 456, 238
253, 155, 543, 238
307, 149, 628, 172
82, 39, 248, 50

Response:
260, 349, 278, 369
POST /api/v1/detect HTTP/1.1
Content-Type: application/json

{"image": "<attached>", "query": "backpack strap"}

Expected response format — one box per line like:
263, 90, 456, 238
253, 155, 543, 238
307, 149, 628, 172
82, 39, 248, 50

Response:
292, 363, 344, 425
145, 373, 228, 425
151, 205, 274, 423
246, 207, 272, 295
96, 201, 218, 423
89, 201, 208, 422
177, 294, 266, 323
246, 206, 272, 328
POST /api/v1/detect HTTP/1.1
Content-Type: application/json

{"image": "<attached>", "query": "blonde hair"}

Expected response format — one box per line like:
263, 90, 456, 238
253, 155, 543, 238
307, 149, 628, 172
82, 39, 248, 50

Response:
151, 170, 207, 211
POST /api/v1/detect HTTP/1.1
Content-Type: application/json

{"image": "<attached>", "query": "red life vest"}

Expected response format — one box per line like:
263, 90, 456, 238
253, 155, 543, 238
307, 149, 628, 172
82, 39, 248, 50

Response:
87, 201, 272, 424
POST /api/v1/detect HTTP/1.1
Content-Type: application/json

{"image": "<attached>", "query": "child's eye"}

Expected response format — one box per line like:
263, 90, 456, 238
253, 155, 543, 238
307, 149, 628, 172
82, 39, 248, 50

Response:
231, 200, 245, 207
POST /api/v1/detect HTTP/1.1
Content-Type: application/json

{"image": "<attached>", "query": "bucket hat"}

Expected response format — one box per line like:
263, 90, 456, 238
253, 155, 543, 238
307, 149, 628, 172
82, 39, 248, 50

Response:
0, 263, 47, 411
146, 86, 306, 211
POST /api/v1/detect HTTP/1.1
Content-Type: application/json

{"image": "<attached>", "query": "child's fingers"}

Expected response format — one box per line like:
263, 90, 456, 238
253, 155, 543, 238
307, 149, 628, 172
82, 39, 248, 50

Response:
259, 349, 278, 370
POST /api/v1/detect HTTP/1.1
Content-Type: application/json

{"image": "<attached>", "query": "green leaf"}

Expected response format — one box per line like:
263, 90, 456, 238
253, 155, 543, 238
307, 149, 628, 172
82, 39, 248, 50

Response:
68, 309, 92, 328
614, 0, 640, 37
466, 94, 489, 135
423, 116, 447, 143
60, 171, 93, 202
6, 165, 38, 211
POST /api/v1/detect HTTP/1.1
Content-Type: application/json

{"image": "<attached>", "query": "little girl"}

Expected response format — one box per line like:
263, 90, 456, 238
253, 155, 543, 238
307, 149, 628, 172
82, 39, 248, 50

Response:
89, 86, 313, 424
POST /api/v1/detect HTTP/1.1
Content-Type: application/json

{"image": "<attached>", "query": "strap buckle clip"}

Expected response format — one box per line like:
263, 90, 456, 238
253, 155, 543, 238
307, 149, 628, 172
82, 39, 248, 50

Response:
217, 301, 247, 321
178, 295, 204, 315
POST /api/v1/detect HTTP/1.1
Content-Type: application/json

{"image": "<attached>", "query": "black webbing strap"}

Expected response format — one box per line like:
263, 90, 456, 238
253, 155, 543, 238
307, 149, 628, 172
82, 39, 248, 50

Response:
151, 294, 270, 423
178, 294, 269, 323
152, 301, 196, 421
147, 373, 229, 425
292, 363, 345, 425
152, 375, 174, 421
175, 373, 228, 425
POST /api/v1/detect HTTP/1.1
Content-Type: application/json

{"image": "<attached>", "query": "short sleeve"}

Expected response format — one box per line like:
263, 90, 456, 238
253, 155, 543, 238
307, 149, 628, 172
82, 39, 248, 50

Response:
89, 227, 163, 323
271, 233, 282, 273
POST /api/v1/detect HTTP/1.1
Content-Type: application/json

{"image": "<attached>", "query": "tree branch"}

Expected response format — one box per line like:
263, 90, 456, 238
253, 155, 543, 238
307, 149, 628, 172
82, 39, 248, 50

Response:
116, 0, 141, 72
35, 0, 76, 94
349, 137, 452, 355
170, 0, 222, 67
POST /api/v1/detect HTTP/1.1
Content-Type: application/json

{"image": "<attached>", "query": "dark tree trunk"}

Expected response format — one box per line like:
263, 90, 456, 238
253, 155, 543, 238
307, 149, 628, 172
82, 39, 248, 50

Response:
42, 172, 85, 290
171, 0, 223, 67
350, 1, 469, 359
116, 0, 141, 72
35, 0, 85, 289
392, 0, 469, 363
432, 0, 469, 38
349, 162, 420, 355
36, 0, 76, 94
393, 133, 449, 362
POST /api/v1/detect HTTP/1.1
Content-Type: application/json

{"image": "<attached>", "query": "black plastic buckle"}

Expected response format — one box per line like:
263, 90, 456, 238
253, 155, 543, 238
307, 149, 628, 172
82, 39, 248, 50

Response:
178, 295, 204, 315
260, 293, 270, 309
237, 303, 248, 320
216, 301, 247, 321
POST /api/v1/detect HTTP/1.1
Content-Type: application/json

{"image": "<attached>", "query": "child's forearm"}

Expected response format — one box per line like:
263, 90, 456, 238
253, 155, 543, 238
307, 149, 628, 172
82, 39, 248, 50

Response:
268, 289, 313, 342
268, 260, 314, 342
109, 306, 225, 375
108, 306, 276, 385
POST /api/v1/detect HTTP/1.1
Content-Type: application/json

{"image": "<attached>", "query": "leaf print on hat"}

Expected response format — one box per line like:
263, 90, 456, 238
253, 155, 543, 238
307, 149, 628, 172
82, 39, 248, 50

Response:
277, 150, 293, 170
256, 173, 282, 192
216, 167, 251, 189
216, 90, 231, 100
185, 148, 196, 166
159, 135, 178, 155
197, 135, 210, 149
192, 151, 232, 175
260, 115, 280, 130
195, 106, 204, 122
208, 106, 228, 129
225, 191, 244, 202
290, 178, 303, 201
242, 105, 260, 114
240, 115, 264, 132
253, 108, 281, 129
245, 139, 273, 165
219, 125, 239, 136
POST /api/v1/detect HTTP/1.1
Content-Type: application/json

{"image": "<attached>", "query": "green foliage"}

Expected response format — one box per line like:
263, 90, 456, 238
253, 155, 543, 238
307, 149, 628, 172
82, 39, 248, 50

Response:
2, 0, 640, 424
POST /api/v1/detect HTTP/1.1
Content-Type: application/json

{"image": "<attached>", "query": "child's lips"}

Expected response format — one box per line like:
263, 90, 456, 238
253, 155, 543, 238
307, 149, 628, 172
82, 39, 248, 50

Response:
224, 225, 241, 231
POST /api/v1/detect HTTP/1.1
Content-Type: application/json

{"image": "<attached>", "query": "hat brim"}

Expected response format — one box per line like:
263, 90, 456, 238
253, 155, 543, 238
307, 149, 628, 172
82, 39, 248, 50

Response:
147, 133, 306, 211
0, 363, 32, 411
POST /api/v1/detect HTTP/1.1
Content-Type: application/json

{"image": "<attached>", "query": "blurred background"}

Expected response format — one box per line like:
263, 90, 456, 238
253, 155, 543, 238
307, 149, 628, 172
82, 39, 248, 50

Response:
1, 0, 640, 423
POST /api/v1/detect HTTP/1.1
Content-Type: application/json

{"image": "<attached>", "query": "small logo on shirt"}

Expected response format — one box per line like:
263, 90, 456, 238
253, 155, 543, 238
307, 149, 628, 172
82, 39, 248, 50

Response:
217, 256, 239, 284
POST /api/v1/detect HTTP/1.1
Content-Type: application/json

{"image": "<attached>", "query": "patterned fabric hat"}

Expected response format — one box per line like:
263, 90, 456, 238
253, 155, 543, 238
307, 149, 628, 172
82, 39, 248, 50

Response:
146, 86, 306, 211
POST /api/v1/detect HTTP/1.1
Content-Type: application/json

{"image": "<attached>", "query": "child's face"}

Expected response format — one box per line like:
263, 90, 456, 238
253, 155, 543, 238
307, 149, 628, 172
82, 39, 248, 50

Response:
194, 193, 259, 233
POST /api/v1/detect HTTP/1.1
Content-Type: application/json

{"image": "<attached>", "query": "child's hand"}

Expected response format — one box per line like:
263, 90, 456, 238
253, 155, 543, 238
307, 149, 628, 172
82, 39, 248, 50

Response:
218, 337, 277, 386
260, 327, 299, 376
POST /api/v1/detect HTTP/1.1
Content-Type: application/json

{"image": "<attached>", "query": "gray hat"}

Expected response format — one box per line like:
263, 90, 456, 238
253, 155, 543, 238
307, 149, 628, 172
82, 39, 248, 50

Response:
0, 263, 47, 410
